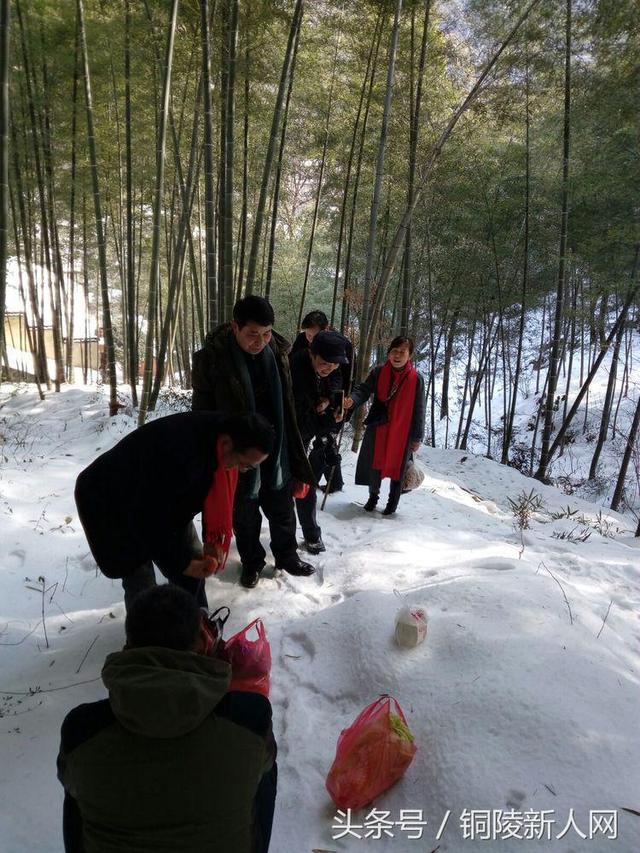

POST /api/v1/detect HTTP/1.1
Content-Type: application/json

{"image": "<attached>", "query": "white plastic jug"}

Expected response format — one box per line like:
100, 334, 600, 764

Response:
394, 605, 428, 648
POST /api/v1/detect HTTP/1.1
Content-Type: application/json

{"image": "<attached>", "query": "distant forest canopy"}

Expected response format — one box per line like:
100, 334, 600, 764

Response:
0, 0, 638, 481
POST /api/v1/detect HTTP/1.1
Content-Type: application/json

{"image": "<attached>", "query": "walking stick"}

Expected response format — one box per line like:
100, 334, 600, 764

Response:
320, 408, 345, 512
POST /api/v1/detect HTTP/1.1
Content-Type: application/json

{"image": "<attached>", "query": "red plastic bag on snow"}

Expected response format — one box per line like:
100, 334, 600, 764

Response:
326, 695, 417, 810
219, 618, 271, 697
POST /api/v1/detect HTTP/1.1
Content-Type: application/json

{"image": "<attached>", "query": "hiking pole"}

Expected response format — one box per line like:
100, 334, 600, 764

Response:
320, 420, 346, 512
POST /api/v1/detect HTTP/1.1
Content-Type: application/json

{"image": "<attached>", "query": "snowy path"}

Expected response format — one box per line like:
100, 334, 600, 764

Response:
1, 385, 639, 852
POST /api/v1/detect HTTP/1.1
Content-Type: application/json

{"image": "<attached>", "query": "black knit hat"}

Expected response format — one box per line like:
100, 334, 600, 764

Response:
310, 330, 349, 364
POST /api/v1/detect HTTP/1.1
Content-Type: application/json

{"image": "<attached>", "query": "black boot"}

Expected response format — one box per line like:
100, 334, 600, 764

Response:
240, 563, 264, 589
382, 481, 402, 516
304, 537, 326, 555
275, 555, 315, 577
364, 493, 379, 512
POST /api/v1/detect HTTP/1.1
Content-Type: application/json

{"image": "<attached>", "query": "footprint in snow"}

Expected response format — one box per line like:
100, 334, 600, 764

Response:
505, 789, 527, 809
287, 631, 316, 661
7, 549, 26, 569
471, 557, 517, 572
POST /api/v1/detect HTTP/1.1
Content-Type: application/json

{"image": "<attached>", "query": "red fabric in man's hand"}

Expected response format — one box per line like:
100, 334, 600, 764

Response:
202, 437, 239, 572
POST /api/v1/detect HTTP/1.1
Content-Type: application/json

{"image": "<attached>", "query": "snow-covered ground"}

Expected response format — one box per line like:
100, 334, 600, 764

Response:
1, 383, 639, 852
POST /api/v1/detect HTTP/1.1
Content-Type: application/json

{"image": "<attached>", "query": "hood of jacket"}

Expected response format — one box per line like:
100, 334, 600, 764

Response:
102, 646, 231, 739
204, 323, 291, 358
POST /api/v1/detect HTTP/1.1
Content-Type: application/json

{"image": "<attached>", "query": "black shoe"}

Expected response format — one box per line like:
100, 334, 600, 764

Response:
319, 484, 343, 494
276, 556, 316, 577
382, 501, 399, 516
364, 494, 379, 512
240, 566, 262, 588
305, 537, 326, 555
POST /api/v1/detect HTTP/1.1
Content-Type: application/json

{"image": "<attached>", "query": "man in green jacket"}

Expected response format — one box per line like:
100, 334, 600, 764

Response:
192, 295, 315, 588
57, 585, 277, 853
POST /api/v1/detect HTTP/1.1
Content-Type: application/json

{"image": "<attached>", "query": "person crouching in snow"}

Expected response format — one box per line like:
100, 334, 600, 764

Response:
57, 584, 277, 853
74, 411, 274, 610
344, 336, 425, 516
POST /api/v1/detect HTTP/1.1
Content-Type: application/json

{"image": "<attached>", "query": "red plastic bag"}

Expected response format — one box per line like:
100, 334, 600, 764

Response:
326, 695, 417, 809
219, 618, 271, 697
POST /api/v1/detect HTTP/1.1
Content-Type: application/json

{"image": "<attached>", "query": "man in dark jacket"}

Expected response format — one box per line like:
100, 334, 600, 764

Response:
192, 295, 315, 588
290, 331, 348, 554
75, 411, 274, 610
57, 584, 277, 853
290, 310, 355, 493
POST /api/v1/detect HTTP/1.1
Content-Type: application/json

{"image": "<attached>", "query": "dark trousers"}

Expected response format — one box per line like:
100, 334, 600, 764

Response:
295, 483, 321, 543
309, 434, 344, 491
233, 473, 297, 571
254, 762, 278, 853
122, 522, 207, 611
369, 469, 403, 511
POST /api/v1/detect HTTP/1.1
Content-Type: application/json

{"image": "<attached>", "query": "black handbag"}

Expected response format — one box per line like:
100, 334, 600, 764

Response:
363, 397, 389, 427
364, 368, 410, 427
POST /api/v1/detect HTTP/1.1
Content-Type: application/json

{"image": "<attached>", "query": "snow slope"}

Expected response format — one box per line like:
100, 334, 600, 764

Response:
1, 384, 639, 852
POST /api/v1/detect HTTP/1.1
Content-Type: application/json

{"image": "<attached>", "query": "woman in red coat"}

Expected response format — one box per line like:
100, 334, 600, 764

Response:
345, 336, 426, 516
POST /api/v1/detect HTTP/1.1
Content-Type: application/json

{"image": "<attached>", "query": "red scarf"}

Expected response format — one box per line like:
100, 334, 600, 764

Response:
372, 361, 418, 481
202, 436, 239, 571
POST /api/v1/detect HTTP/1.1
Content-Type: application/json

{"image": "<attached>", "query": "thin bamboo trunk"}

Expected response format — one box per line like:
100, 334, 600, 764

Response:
330, 7, 383, 327
502, 49, 530, 463
559, 274, 577, 456
138, 0, 180, 425
0, 0, 9, 367
340, 13, 384, 335
10, 116, 48, 386
150, 80, 202, 407
610, 393, 640, 513
235, 39, 249, 300
360, 0, 403, 375
297, 40, 338, 327
200, 0, 217, 326
78, 0, 118, 414
460, 314, 499, 451
124, 0, 138, 404
219, 0, 237, 320
265, 14, 301, 300
9, 182, 44, 396
456, 316, 477, 449
66, 11, 81, 384
588, 308, 625, 479
16, 0, 63, 389
245, 0, 304, 294
400, 0, 430, 335
441, 306, 459, 420
39, 22, 67, 389
536, 0, 572, 481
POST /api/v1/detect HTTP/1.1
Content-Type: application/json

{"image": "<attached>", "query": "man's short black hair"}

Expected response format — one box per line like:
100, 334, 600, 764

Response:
220, 412, 275, 455
125, 585, 201, 651
301, 310, 329, 330
387, 335, 414, 355
233, 295, 275, 329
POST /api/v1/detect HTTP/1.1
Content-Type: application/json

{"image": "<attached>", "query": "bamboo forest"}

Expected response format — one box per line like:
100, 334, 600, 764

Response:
1, 1, 638, 492
0, 2, 639, 848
